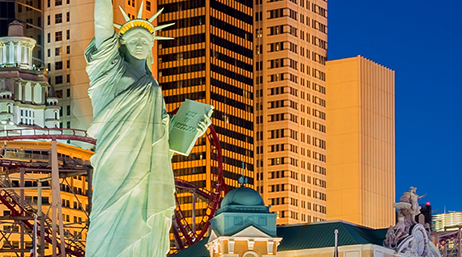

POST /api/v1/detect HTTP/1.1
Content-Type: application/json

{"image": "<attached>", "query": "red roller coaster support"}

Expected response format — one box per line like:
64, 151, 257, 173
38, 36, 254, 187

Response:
171, 125, 228, 251
0, 185, 85, 256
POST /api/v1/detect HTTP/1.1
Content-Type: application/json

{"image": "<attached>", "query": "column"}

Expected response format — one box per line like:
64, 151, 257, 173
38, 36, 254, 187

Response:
16, 42, 21, 65
0, 44, 3, 64
9, 42, 14, 64
29, 45, 33, 67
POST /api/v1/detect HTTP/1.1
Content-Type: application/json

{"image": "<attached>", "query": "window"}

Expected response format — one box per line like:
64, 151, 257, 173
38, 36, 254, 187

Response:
55, 13, 62, 23
47, 15, 50, 25
47, 49, 50, 57
55, 47, 62, 56
255, 11, 262, 21
146, 1, 151, 11
55, 0, 62, 6
66, 45, 70, 54
66, 121, 70, 128
66, 60, 70, 68
55, 31, 62, 41
47, 33, 50, 43
66, 88, 70, 97
66, 12, 70, 22
55, 75, 63, 84
67, 74, 70, 83
66, 30, 70, 40
55, 61, 63, 70
66, 105, 70, 115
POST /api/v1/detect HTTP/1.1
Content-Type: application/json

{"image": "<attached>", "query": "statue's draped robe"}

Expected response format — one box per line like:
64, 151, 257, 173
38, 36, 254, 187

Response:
84, 35, 175, 257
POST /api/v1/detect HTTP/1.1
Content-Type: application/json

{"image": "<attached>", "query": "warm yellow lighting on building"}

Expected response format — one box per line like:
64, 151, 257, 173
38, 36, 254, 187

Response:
326, 56, 395, 229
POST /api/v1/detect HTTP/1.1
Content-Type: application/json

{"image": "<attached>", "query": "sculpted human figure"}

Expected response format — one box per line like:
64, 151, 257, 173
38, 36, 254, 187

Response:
84, 1, 209, 256
400, 186, 424, 215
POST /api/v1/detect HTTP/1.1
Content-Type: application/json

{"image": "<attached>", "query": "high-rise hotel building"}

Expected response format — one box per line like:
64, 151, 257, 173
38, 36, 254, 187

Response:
326, 56, 395, 229
157, 0, 254, 212
43, 0, 93, 131
254, 0, 328, 224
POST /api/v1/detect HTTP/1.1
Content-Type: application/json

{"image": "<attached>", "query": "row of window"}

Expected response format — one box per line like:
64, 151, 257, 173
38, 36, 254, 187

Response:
255, 115, 323, 133
268, 156, 299, 166
255, 168, 326, 184
265, 24, 327, 52
256, 149, 327, 168
47, 46, 71, 58
47, 12, 70, 25
47, 0, 70, 8
48, 74, 71, 85
256, 0, 327, 18
47, 30, 70, 43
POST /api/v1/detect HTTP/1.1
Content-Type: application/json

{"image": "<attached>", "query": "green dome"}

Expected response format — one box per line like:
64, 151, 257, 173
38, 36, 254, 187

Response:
221, 186, 265, 208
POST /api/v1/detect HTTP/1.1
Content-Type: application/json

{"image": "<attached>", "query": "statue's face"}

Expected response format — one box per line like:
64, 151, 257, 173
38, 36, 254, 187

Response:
121, 29, 154, 60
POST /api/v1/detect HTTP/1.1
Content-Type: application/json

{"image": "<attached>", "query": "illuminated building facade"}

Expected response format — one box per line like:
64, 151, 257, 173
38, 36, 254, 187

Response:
253, 0, 328, 224
433, 212, 462, 232
0, 0, 43, 67
325, 56, 395, 229
157, 0, 254, 221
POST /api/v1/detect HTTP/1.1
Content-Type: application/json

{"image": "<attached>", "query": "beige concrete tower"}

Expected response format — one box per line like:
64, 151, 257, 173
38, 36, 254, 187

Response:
43, 0, 93, 131
254, 0, 328, 224
326, 55, 395, 229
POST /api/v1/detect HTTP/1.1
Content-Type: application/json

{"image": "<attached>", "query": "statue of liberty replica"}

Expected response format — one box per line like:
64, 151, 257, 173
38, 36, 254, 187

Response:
84, 1, 210, 256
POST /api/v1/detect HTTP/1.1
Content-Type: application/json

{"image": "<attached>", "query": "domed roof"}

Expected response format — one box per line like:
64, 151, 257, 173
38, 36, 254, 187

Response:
221, 186, 265, 208
8, 20, 24, 37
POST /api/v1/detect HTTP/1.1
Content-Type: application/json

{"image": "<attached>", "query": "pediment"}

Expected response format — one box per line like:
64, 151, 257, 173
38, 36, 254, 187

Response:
231, 225, 272, 238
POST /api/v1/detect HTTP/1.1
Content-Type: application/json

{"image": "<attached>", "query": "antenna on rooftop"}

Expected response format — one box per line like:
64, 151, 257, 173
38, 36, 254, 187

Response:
238, 161, 248, 186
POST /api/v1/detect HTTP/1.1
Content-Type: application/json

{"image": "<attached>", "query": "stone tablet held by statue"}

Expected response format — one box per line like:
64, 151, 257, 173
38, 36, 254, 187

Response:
169, 99, 214, 156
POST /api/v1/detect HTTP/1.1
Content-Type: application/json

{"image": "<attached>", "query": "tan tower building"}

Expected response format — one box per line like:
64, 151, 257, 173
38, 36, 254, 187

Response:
325, 55, 395, 229
254, 0, 328, 224
43, 0, 94, 131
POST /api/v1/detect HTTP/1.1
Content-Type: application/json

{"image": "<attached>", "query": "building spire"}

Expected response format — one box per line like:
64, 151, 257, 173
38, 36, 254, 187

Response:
238, 161, 248, 186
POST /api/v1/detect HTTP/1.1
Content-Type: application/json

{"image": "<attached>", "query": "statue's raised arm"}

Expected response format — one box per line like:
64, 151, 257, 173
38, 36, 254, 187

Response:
85, 3, 187, 257
94, 0, 114, 48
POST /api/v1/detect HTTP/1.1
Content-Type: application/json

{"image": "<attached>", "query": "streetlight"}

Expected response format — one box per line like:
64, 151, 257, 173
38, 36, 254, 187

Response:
1, 120, 15, 150
1, 120, 15, 136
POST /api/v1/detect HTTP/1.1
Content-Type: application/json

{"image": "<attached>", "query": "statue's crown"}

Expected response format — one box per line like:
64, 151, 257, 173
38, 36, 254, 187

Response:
114, 2, 174, 40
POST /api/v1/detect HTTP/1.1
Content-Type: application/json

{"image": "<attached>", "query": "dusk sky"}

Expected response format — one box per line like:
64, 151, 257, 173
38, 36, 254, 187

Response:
327, 1, 462, 214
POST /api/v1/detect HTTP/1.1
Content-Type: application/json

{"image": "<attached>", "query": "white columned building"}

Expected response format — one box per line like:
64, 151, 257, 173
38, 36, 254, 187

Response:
0, 20, 60, 130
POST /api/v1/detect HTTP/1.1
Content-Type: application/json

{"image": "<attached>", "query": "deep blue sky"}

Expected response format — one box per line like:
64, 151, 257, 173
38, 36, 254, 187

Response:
327, 1, 462, 214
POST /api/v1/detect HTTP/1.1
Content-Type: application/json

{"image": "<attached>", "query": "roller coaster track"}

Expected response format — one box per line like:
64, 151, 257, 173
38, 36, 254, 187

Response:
0, 128, 94, 256
0, 181, 85, 256
0, 128, 96, 144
